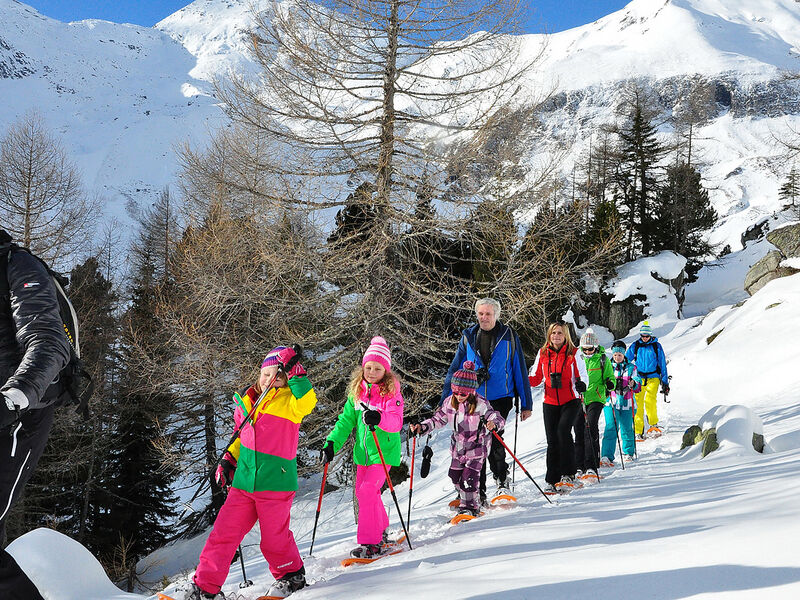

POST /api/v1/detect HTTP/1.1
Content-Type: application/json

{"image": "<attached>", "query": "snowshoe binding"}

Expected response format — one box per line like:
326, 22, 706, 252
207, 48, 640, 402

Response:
450, 506, 483, 524
647, 425, 663, 438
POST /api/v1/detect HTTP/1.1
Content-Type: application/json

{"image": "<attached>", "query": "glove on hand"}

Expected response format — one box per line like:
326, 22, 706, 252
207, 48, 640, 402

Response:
273, 347, 306, 378
575, 380, 587, 394
363, 409, 381, 427
215, 452, 237, 488
662, 384, 670, 395
0, 389, 28, 430
605, 379, 615, 391
320, 441, 334, 464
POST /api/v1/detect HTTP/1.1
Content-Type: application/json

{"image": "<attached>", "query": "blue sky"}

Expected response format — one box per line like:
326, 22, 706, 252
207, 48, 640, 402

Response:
24, 1, 631, 33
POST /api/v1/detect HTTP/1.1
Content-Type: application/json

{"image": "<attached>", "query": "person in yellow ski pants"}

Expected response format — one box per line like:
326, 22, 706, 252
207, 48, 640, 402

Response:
633, 377, 660, 436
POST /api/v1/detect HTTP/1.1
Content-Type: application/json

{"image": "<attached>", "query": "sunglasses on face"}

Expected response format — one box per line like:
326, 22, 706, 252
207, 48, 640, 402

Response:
582, 347, 596, 353
640, 335, 651, 339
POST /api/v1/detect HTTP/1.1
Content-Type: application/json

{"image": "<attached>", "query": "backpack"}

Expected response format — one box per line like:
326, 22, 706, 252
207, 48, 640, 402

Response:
1, 243, 94, 417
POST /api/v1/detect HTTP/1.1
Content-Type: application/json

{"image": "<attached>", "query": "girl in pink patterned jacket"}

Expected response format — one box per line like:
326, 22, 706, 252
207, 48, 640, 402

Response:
410, 361, 504, 516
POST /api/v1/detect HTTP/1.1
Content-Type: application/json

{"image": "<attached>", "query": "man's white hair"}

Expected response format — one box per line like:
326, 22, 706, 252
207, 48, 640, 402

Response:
474, 297, 501, 319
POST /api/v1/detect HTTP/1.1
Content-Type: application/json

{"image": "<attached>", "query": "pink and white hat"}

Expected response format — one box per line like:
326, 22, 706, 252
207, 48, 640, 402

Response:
362, 336, 391, 371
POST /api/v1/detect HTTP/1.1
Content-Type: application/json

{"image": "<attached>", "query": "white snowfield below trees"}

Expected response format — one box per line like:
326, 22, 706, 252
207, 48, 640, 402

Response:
8, 272, 800, 598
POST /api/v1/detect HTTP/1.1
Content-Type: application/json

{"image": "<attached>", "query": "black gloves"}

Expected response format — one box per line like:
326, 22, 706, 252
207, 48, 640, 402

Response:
363, 409, 381, 426
605, 379, 615, 391
320, 441, 334, 464
663, 384, 670, 395
476, 367, 489, 385
420, 444, 434, 478
575, 380, 587, 394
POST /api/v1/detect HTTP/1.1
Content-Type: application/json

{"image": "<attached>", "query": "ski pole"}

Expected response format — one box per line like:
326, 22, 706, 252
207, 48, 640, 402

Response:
308, 462, 329, 556
512, 398, 519, 487
237, 543, 253, 588
662, 375, 673, 403
488, 429, 552, 504
407, 433, 416, 529
362, 404, 413, 550
609, 403, 625, 471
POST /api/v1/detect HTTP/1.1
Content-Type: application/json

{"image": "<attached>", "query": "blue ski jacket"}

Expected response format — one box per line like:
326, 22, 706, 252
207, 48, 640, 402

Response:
625, 336, 668, 385
441, 323, 532, 410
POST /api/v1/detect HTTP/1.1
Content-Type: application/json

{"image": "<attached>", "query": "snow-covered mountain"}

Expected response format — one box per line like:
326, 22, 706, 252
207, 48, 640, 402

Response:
2, 0, 799, 254
0, 0, 223, 218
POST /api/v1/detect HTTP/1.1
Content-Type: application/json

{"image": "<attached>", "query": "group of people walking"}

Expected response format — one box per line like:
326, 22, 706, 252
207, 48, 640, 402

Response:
0, 238, 671, 600
180, 299, 668, 599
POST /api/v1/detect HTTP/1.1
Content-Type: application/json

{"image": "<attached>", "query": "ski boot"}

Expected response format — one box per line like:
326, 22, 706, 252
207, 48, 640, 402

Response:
599, 457, 614, 468
181, 583, 225, 600
264, 567, 306, 599
350, 543, 384, 559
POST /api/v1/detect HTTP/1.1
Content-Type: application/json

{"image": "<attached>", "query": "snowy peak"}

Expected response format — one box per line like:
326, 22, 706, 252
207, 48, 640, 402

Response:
531, 0, 800, 90
156, 0, 271, 80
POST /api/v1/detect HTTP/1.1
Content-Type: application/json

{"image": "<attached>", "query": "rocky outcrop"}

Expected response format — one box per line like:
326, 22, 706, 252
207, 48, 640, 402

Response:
767, 223, 800, 258
744, 223, 800, 295
607, 294, 646, 339
0, 37, 35, 79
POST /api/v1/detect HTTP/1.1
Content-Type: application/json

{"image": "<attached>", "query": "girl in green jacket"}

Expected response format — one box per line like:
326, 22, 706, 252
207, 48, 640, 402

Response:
320, 337, 404, 559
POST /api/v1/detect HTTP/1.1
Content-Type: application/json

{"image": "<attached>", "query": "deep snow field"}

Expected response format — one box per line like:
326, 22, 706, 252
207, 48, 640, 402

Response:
9, 263, 800, 599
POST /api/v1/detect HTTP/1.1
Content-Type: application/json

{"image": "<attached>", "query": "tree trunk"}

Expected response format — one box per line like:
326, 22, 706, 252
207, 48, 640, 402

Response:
375, 0, 399, 210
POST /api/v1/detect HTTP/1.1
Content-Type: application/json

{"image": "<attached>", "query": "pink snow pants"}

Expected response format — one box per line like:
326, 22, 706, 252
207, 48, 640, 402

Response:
193, 487, 303, 595
356, 464, 389, 545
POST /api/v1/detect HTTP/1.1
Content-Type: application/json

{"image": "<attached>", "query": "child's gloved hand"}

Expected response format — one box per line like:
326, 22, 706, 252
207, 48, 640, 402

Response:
575, 380, 587, 394
605, 379, 615, 391
363, 409, 381, 426
320, 441, 334, 464
215, 452, 237, 487
409, 422, 428, 435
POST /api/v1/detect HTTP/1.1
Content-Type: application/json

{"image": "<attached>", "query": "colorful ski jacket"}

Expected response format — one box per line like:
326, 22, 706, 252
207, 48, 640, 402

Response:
420, 394, 504, 465
326, 380, 404, 467
227, 375, 317, 493
441, 322, 532, 410
608, 358, 641, 410
625, 336, 669, 385
577, 346, 616, 406
529, 344, 588, 406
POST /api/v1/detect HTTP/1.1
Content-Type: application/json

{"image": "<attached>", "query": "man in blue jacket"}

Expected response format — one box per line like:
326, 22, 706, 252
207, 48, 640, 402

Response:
442, 298, 531, 502
625, 321, 669, 439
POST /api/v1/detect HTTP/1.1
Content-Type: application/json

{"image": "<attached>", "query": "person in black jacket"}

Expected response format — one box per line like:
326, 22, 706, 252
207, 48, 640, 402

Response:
0, 230, 70, 599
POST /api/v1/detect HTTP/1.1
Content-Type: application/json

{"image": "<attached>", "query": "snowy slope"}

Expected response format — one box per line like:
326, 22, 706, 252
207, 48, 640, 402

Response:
0, 0, 223, 223
10, 271, 800, 599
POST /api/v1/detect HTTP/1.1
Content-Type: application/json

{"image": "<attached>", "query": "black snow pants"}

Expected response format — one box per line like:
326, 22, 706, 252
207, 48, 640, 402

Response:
574, 401, 603, 473
479, 396, 515, 501
543, 398, 579, 485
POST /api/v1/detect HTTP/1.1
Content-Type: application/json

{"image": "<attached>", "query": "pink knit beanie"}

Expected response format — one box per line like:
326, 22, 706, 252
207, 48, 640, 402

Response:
362, 336, 391, 371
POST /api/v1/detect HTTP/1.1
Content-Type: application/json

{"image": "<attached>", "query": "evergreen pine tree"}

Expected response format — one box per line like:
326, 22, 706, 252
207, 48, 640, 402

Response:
652, 161, 717, 281
779, 167, 799, 212
612, 89, 667, 260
